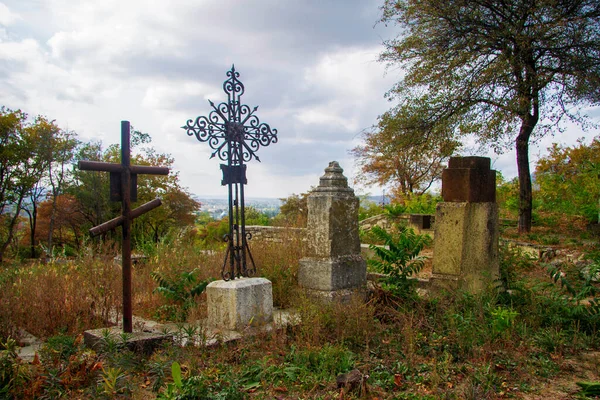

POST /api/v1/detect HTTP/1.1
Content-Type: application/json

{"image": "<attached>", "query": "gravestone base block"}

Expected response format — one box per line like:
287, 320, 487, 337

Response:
303, 287, 367, 304
207, 278, 273, 331
298, 255, 367, 292
84, 327, 172, 355
431, 202, 499, 294
428, 274, 461, 293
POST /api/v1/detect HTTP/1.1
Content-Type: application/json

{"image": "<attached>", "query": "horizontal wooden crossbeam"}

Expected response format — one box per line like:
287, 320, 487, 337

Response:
78, 160, 169, 175
89, 198, 162, 237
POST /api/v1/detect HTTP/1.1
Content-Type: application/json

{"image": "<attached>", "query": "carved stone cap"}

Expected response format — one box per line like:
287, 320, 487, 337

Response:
314, 161, 354, 193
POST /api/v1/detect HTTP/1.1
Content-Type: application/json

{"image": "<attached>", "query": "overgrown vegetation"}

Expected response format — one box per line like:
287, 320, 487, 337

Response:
1, 219, 599, 398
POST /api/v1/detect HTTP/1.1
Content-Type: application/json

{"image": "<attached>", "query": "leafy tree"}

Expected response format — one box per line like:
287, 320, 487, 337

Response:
380, 0, 600, 232
0, 109, 54, 262
128, 145, 200, 244
21, 180, 46, 258
244, 206, 270, 226
358, 199, 385, 221
536, 137, 600, 223
272, 192, 309, 227
45, 130, 79, 255
352, 107, 460, 199
401, 192, 441, 215
197, 218, 229, 246
69, 140, 112, 229
496, 173, 520, 220
36, 195, 87, 253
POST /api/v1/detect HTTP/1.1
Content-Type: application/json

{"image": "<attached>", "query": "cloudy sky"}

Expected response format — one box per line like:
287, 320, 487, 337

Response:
1, 0, 598, 200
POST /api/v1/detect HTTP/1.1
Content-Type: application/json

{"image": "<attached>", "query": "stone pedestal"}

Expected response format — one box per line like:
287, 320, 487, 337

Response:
431, 157, 499, 293
298, 161, 366, 301
207, 277, 273, 331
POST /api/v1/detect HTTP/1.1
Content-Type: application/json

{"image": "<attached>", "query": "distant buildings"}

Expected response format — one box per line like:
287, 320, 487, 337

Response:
198, 198, 281, 220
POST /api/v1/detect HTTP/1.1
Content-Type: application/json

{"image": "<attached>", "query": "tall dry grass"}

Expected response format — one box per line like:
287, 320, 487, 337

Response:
0, 242, 122, 340
0, 226, 307, 339
251, 231, 305, 308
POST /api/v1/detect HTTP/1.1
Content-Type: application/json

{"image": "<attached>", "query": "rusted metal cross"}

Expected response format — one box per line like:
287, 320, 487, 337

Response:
78, 121, 169, 333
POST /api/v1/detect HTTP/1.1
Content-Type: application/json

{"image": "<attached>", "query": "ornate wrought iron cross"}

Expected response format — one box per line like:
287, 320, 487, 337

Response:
183, 66, 278, 281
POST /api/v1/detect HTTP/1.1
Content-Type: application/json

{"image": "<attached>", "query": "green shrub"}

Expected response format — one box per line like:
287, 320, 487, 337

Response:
368, 225, 432, 298
40, 334, 79, 364
151, 269, 210, 322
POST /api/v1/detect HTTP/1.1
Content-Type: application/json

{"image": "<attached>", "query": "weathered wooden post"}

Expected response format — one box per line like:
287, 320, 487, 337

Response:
78, 121, 169, 333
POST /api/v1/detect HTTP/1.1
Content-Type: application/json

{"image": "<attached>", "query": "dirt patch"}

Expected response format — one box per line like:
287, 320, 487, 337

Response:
521, 352, 600, 399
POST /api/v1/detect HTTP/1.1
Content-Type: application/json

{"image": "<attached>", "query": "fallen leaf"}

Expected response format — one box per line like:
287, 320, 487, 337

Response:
394, 374, 403, 387
91, 362, 103, 372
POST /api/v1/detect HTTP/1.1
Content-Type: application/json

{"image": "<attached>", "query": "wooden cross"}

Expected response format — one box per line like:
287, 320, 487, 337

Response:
78, 121, 169, 333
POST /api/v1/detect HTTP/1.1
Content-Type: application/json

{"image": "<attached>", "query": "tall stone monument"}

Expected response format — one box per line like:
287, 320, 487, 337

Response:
431, 156, 499, 293
298, 161, 367, 301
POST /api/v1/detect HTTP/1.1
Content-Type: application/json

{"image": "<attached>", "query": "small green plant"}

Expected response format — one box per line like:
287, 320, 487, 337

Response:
384, 203, 407, 217
98, 366, 131, 398
368, 225, 432, 298
496, 242, 536, 307
489, 306, 518, 338
157, 361, 183, 400
240, 344, 355, 391
158, 361, 243, 400
0, 338, 28, 398
40, 334, 79, 364
576, 381, 600, 397
549, 261, 600, 316
97, 329, 125, 354
151, 268, 210, 322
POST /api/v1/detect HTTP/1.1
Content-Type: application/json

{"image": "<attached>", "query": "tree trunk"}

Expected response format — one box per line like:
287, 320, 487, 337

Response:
516, 116, 537, 233
0, 194, 25, 263
26, 204, 37, 259
47, 194, 57, 257
30, 207, 36, 258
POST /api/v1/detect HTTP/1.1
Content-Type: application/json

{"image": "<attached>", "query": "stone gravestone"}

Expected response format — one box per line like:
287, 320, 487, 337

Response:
298, 161, 367, 302
431, 156, 499, 293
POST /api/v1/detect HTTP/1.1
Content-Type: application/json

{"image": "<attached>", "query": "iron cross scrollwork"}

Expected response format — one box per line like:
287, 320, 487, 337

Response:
183, 66, 278, 281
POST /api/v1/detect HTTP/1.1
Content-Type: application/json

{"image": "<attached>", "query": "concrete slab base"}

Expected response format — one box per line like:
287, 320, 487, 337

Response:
207, 277, 273, 331
83, 327, 172, 355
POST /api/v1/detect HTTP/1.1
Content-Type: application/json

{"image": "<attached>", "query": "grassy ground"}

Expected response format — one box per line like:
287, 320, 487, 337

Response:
1, 221, 600, 399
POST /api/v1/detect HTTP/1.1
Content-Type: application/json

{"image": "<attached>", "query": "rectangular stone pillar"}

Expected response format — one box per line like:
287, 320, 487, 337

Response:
431, 156, 499, 293
298, 161, 366, 302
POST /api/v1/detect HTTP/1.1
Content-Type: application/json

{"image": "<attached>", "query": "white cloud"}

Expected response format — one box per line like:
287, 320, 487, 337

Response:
303, 47, 384, 98
295, 107, 360, 132
0, 2, 20, 26
141, 81, 218, 111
